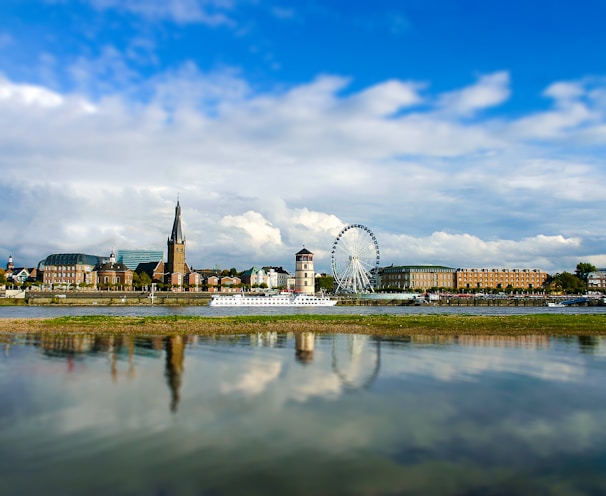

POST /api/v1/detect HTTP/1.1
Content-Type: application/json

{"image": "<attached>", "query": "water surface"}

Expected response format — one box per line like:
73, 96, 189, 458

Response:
2, 332, 606, 495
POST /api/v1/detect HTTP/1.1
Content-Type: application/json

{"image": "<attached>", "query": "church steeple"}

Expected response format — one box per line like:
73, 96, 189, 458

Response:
166, 199, 187, 284
169, 200, 184, 244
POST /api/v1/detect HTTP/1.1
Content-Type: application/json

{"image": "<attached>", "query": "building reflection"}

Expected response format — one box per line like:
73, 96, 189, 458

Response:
165, 335, 185, 413
407, 335, 551, 348
294, 332, 315, 364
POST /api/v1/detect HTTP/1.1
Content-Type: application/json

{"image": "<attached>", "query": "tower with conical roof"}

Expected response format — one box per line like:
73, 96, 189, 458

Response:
166, 200, 186, 279
295, 247, 315, 294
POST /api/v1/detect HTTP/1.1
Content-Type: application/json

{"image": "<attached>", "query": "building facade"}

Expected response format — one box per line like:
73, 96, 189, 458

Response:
295, 248, 315, 294
588, 269, 606, 290
263, 266, 291, 289
379, 265, 457, 290
456, 268, 548, 290
95, 251, 133, 290
38, 253, 106, 288
240, 267, 267, 288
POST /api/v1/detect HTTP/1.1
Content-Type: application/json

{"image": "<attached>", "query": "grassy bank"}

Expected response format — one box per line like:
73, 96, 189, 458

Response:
0, 314, 605, 336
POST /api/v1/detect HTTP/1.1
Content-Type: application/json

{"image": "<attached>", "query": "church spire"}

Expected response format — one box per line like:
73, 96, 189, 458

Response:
170, 200, 184, 244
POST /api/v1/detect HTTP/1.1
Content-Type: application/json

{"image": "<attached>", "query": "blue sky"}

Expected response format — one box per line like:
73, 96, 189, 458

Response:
1, 0, 606, 274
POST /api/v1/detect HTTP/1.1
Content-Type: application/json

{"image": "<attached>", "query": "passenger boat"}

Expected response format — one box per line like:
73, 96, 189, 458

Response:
209, 291, 338, 307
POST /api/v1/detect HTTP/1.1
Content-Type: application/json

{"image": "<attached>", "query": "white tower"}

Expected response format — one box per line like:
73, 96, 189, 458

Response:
295, 248, 315, 295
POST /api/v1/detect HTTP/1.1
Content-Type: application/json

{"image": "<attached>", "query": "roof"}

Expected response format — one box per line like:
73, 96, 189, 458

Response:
381, 265, 456, 272
95, 261, 131, 272
240, 266, 262, 277
296, 248, 313, 255
263, 266, 291, 275
136, 261, 163, 274
39, 253, 105, 268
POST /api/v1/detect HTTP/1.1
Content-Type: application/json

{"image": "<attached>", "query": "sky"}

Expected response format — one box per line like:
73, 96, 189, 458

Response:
1, 0, 606, 275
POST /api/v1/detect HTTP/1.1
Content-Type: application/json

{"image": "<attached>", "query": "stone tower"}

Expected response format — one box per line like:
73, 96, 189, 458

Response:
166, 200, 186, 277
295, 247, 315, 294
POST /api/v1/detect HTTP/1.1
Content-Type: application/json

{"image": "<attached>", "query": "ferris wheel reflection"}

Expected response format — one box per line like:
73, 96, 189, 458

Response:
294, 332, 382, 389
331, 334, 381, 390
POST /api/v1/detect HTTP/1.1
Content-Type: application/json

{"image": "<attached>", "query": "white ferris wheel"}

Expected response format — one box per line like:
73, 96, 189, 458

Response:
331, 224, 380, 294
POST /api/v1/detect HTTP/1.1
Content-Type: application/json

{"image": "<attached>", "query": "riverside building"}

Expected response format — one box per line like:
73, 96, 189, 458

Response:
379, 265, 457, 291
456, 268, 548, 290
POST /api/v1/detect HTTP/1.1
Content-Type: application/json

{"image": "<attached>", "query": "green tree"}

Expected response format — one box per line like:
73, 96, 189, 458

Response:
548, 272, 586, 294
0, 268, 6, 286
139, 271, 152, 288
575, 262, 597, 283
315, 275, 334, 292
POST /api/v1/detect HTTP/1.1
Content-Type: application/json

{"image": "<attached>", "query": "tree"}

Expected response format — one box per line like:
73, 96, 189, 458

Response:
139, 271, 152, 288
0, 268, 6, 286
548, 272, 586, 294
315, 275, 334, 292
575, 262, 597, 283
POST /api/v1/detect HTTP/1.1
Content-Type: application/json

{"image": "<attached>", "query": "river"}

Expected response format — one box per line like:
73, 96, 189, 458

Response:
2, 331, 606, 494
1, 303, 606, 318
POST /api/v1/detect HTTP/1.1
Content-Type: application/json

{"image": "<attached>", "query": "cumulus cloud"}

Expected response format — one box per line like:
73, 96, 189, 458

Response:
380, 232, 582, 271
0, 68, 605, 272
0, 75, 64, 107
220, 211, 283, 250
437, 71, 511, 116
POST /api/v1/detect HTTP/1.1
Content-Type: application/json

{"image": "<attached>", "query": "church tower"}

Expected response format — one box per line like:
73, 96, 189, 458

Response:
166, 200, 186, 277
295, 248, 315, 294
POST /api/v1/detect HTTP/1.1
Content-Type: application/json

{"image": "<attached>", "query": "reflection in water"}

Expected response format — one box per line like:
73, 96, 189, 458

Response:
294, 331, 315, 364
3, 332, 606, 494
409, 335, 551, 348
331, 335, 381, 390
579, 335, 599, 353
165, 335, 185, 413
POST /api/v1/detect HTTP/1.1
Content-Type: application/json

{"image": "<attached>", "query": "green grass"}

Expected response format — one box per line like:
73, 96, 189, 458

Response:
12, 313, 602, 336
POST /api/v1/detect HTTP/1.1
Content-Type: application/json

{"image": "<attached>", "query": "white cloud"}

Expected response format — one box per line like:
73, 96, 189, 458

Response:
0, 69, 605, 272
220, 360, 282, 396
89, 0, 235, 26
380, 232, 582, 270
0, 75, 64, 107
220, 211, 283, 250
437, 71, 511, 116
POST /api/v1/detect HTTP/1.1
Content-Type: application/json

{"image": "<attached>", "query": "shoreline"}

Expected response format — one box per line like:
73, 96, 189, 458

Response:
0, 314, 605, 336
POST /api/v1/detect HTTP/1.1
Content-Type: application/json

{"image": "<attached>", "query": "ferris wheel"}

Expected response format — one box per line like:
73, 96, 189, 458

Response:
331, 224, 380, 294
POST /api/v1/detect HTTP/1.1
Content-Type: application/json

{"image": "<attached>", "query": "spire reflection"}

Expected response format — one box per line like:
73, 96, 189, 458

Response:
165, 335, 185, 413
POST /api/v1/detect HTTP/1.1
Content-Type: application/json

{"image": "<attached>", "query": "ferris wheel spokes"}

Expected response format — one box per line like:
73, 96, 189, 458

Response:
331, 224, 380, 294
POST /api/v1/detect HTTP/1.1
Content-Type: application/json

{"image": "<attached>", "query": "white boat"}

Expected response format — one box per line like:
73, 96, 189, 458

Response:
546, 302, 565, 308
209, 292, 338, 307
